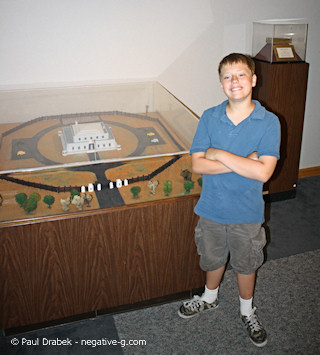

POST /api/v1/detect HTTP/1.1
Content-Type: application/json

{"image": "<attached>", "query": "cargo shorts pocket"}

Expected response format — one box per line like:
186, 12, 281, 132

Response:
195, 221, 204, 256
250, 226, 267, 271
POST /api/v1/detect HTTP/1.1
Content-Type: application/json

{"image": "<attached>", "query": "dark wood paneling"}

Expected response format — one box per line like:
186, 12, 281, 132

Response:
0, 196, 205, 329
253, 61, 309, 195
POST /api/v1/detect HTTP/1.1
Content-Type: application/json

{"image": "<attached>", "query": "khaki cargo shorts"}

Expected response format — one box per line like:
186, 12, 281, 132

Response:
195, 217, 266, 275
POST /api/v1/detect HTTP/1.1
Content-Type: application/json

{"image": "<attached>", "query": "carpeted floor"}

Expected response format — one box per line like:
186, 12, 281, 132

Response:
114, 249, 320, 354
1, 175, 319, 354
265, 175, 320, 261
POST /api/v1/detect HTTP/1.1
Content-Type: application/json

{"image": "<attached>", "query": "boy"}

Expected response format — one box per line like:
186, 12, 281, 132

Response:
178, 53, 280, 347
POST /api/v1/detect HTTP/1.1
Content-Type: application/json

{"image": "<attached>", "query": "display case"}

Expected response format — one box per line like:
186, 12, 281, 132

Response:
0, 82, 206, 331
253, 20, 308, 63
0, 82, 202, 224
252, 20, 309, 200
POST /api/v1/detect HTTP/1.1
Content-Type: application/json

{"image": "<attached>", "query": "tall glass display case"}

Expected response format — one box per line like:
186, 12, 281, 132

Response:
253, 20, 308, 63
252, 20, 309, 200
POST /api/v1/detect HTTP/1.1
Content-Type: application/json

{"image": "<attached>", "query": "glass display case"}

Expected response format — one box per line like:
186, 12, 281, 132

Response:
0, 82, 201, 223
252, 20, 308, 63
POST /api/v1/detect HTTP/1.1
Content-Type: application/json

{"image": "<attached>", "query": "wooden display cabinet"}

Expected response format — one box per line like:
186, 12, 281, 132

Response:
253, 60, 309, 200
0, 195, 205, 331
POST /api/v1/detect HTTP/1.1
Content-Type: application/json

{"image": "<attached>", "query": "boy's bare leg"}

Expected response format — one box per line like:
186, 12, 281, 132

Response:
206, 265, 226, 290
237, 272, 256, 299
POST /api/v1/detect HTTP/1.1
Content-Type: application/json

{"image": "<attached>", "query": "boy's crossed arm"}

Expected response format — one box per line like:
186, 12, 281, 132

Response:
192, 148, 277, 183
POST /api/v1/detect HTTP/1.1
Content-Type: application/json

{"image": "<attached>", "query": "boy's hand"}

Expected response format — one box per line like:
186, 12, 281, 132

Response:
247, 151, 258, 160
205, 147, 219, 160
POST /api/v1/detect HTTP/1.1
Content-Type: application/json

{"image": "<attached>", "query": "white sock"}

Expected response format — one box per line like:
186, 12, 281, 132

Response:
201, 285, 219, 304
239, 296, 254, 316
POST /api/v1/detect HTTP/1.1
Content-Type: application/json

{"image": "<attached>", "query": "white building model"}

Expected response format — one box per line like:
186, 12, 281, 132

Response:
59, 121, 121, 156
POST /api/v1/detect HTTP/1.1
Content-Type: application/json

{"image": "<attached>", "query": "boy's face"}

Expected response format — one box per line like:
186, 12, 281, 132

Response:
219, 62, 257, 103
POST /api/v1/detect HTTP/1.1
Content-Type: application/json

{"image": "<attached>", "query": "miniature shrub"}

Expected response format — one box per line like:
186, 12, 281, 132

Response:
29, 192, 41, 202
43, 195, 55, 208
163, 180, 172, 196
15, 193, 27, 207
71, 188, 80, 200
184, 180, 194, 194
23, 198, 37, 214
130, 186, 141, 199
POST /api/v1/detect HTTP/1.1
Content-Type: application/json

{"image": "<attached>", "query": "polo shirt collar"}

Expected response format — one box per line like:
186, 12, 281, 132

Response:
218, 100, 265, 123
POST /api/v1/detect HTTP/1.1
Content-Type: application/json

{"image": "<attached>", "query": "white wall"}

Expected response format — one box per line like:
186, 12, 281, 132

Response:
0, 0, 212, 86
0, 0, 319, 169
158, 0, 320, 170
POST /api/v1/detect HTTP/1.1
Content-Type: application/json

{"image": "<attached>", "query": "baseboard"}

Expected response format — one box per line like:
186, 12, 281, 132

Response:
299, 166, 320, 178
4, 311, 97, 337
3, 289, 201, 336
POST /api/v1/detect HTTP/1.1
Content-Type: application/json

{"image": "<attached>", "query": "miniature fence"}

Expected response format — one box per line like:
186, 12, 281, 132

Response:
0, 155, 182, 194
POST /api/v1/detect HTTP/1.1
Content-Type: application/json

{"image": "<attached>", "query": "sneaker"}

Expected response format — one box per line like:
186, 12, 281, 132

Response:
178, 295, 219, 319
240, 307, 267, 347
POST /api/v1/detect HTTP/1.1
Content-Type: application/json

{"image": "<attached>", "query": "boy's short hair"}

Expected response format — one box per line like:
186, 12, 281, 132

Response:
218, 53, 255, 77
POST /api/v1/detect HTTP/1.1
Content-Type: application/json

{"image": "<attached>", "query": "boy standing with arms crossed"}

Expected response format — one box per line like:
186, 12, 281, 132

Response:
178, 53, 280, 347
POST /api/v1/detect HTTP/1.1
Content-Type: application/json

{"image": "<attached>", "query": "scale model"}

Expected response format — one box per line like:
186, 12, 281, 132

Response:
58, 120, 121, 156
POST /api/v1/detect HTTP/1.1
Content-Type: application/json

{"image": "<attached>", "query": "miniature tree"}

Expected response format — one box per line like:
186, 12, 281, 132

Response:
71, 188, 80, 200
130, 186, 141, 199
43, 195, 55, 208
29, 192, 41, 203
181, 169, 192, 181
197, 177, 203, 187
84, 193, 93, 207
163, 180, 172, 196
184, 180, 194, 194
15, 193, 27, 207
23, 198, 37, 214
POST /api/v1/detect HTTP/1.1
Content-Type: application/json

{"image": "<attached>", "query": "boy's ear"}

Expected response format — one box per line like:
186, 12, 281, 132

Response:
252, 74, 257, 87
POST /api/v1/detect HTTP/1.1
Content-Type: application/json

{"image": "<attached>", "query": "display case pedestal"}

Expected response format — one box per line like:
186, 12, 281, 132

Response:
253, 60, 309, 200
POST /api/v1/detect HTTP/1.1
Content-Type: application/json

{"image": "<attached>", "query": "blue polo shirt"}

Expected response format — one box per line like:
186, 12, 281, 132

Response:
190, 100, 280, 224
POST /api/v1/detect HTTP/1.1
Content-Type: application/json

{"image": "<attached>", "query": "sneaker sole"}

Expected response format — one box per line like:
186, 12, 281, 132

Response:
249, 338, 268, 348
177, 303, 219, 319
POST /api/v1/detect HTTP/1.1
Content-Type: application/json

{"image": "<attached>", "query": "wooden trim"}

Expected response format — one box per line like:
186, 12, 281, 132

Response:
298, 166, 320, 178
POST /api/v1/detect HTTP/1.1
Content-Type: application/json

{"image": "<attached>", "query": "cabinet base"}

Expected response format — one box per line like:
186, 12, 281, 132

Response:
4, 287, 204, 337
264, 189, 296, 202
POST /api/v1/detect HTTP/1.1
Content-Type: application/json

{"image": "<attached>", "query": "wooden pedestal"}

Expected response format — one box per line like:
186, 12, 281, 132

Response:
253, 60, 309, 198
0, 195, 205, 330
